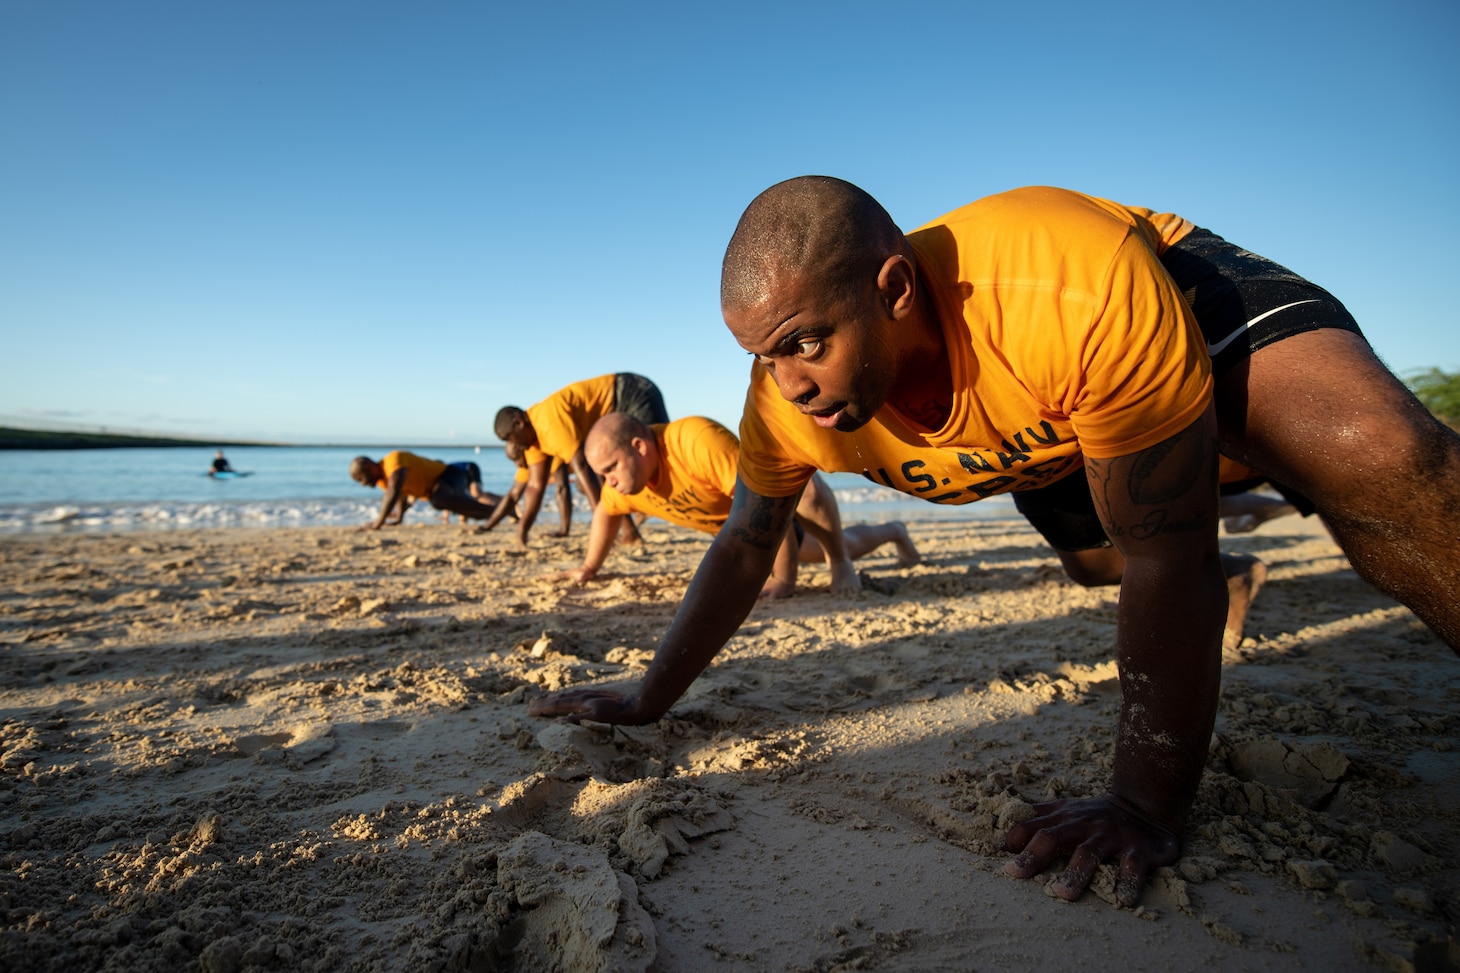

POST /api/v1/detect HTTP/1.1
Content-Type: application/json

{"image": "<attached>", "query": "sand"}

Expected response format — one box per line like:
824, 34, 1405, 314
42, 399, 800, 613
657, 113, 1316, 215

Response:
1, 515, 1456, 972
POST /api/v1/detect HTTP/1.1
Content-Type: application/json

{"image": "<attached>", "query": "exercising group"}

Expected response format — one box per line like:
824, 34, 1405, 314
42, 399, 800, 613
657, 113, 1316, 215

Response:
357, 178, 1460, 905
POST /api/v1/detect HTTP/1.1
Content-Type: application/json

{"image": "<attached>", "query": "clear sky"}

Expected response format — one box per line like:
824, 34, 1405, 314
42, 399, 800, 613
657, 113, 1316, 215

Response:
2, 0, 1456, 445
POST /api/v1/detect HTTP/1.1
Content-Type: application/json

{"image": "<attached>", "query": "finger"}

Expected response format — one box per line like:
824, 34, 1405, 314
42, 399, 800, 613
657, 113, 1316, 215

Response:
1050, 839, 1113, 901
1003, 828, 1062, 879
1001, 802, 1071, 851
526, 694, 591, 717
1114, 846, 1149, 909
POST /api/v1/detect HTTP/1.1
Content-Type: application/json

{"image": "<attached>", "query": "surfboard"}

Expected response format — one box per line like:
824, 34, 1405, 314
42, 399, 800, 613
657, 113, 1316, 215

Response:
204, 471, 253, 478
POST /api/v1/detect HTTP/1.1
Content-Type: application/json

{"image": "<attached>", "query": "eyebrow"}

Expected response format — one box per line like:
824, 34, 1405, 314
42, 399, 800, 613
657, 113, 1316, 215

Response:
760, 326, 823, 356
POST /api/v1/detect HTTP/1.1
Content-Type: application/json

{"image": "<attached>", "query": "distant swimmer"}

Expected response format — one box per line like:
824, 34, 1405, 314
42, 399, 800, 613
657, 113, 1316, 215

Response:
550, 413, 920, 598
481, 373, 669, 547
208, 450, 234, 476
349, 451, 512, 530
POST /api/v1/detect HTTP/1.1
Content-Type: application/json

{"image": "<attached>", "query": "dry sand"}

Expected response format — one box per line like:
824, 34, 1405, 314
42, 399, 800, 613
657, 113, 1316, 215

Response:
1, 514, 1456, 972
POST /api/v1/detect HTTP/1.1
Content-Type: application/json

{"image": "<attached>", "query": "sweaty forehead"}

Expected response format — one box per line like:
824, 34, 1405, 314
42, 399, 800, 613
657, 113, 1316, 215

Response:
584, 438, 624, 470
724, 273, 822, 351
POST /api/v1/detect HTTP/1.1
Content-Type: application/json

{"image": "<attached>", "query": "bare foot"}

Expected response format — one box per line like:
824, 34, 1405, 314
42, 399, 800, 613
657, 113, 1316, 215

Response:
828, 556, 862, 595
1222, 554, 1268, 649
1221, 495, 1296, 534
890, 522, 922, 566
759, 578, 796, 600
1222, 514, 1258, 534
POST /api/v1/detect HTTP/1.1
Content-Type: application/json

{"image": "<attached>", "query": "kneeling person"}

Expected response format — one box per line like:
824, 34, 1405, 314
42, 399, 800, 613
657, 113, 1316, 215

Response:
558, 413, 919, 597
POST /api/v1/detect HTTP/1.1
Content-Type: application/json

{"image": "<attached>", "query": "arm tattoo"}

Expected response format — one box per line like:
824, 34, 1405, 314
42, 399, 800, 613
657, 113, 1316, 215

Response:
730, 494, 785, 551
1088, 424, 1214, 541
1126, 427, 1203, 504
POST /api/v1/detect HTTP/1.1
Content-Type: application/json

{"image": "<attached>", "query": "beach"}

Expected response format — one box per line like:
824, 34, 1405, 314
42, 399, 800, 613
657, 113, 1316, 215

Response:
1, 515, 1456, 971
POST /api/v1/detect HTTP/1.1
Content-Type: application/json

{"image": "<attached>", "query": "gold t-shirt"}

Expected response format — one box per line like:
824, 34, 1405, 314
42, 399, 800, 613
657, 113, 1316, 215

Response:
523, 374, 617, 468
737, 186, 1212, 503
597, 417, 741, 534
379, 450, 445, 501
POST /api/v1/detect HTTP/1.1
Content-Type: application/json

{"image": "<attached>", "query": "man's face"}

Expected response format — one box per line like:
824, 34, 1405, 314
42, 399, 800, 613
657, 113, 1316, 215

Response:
723, 272, 897, 434
587, 438, 649, 495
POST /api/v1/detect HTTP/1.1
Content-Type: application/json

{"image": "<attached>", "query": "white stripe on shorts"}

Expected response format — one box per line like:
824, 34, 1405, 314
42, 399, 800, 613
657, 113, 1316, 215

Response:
1206, 299, 1322, 357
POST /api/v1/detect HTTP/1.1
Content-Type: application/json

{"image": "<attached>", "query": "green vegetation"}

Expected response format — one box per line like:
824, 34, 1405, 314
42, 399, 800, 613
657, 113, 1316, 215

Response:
0, 427, 238, 450
1405, 368, 1460, 428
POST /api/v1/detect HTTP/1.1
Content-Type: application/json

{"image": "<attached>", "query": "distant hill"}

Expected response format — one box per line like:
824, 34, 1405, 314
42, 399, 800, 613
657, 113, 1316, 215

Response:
0, 426, 262, 450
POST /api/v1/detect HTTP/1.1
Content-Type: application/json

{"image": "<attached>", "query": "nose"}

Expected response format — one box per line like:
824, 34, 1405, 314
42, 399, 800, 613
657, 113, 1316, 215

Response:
772, 359, 818, 406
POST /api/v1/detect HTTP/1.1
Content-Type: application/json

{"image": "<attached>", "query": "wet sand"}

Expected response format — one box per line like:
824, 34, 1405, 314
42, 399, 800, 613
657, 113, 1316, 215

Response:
1, 515, 1456, 971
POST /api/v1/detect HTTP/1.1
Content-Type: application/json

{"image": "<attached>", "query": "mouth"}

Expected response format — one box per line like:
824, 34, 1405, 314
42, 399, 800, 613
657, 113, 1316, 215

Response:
803, 404, 846, 429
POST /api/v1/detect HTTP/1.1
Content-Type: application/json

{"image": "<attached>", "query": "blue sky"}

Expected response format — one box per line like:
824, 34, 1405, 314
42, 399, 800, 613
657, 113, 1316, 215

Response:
2, 1, 1456, 445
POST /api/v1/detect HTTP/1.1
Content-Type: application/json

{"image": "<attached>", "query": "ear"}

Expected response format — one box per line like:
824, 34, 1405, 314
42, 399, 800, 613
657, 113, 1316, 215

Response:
876, 254, 917, 320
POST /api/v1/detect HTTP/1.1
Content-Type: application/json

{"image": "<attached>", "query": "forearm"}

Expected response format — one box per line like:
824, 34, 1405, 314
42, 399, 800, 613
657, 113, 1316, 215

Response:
556, 479, 572, 529
571, 451, 601, 507
479, 494, 513, 530
578, 512, 622, 578
515, 485, 545, 544
632, 533, 778, 718
1110, 550, 1227, 830
770, 529, 799, 587
1093, 405, 1228, 830
374, 487, 403, 528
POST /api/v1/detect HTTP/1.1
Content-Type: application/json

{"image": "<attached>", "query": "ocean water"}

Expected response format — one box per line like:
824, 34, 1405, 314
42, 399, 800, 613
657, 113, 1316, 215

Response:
0, 445, 1014, 534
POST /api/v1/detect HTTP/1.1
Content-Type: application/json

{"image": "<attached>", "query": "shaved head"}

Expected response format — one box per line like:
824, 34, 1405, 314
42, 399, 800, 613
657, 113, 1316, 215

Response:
349, 455, 381, 486
721, 176, 907, 314
585, 412, 658, 494
586, 412, 651, 457
494, 407, 526, 441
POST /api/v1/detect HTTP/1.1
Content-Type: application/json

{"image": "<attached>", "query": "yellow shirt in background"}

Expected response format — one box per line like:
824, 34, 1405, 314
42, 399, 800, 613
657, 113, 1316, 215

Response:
379, 451, 445, 500
597, 417, 741, 534
524, 374, 617, 468
513, 455, 564, 483
737, 186, 1212, 503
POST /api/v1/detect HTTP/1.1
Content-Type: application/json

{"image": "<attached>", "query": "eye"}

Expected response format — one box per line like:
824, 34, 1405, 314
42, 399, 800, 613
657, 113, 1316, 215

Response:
753, 353, 775, 367
794, 339, 823, 359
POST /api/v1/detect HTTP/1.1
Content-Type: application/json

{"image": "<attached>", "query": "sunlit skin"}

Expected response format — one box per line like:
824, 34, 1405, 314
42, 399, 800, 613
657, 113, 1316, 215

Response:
528, 177, 1460, 912
723, 255, 950, 433
585, 434, 650, 498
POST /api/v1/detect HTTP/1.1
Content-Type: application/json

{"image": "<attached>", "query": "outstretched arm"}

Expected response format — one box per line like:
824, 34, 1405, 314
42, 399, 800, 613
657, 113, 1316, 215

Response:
528, 478, 798, 724
552, 464, 573, 536
553, 507, 623, 584
362, 469, 408, 530
383, 496, 414, 526
481, 460, 549, 542
1003, 405, 1227, 906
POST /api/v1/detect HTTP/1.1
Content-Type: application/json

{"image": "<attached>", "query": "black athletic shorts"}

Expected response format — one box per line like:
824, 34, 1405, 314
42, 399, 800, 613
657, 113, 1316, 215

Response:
1013, 228, 1350, 552
613, 373, 670, 425
1158, 228, 1364, 376
430, 463, 473, 505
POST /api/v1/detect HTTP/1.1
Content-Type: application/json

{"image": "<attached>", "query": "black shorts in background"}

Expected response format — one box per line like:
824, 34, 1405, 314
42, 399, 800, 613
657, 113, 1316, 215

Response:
613, 373, 670, 425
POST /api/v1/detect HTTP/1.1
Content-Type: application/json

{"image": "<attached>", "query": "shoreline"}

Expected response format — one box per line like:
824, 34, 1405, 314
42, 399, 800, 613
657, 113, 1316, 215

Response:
1, 518, 1455, 970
